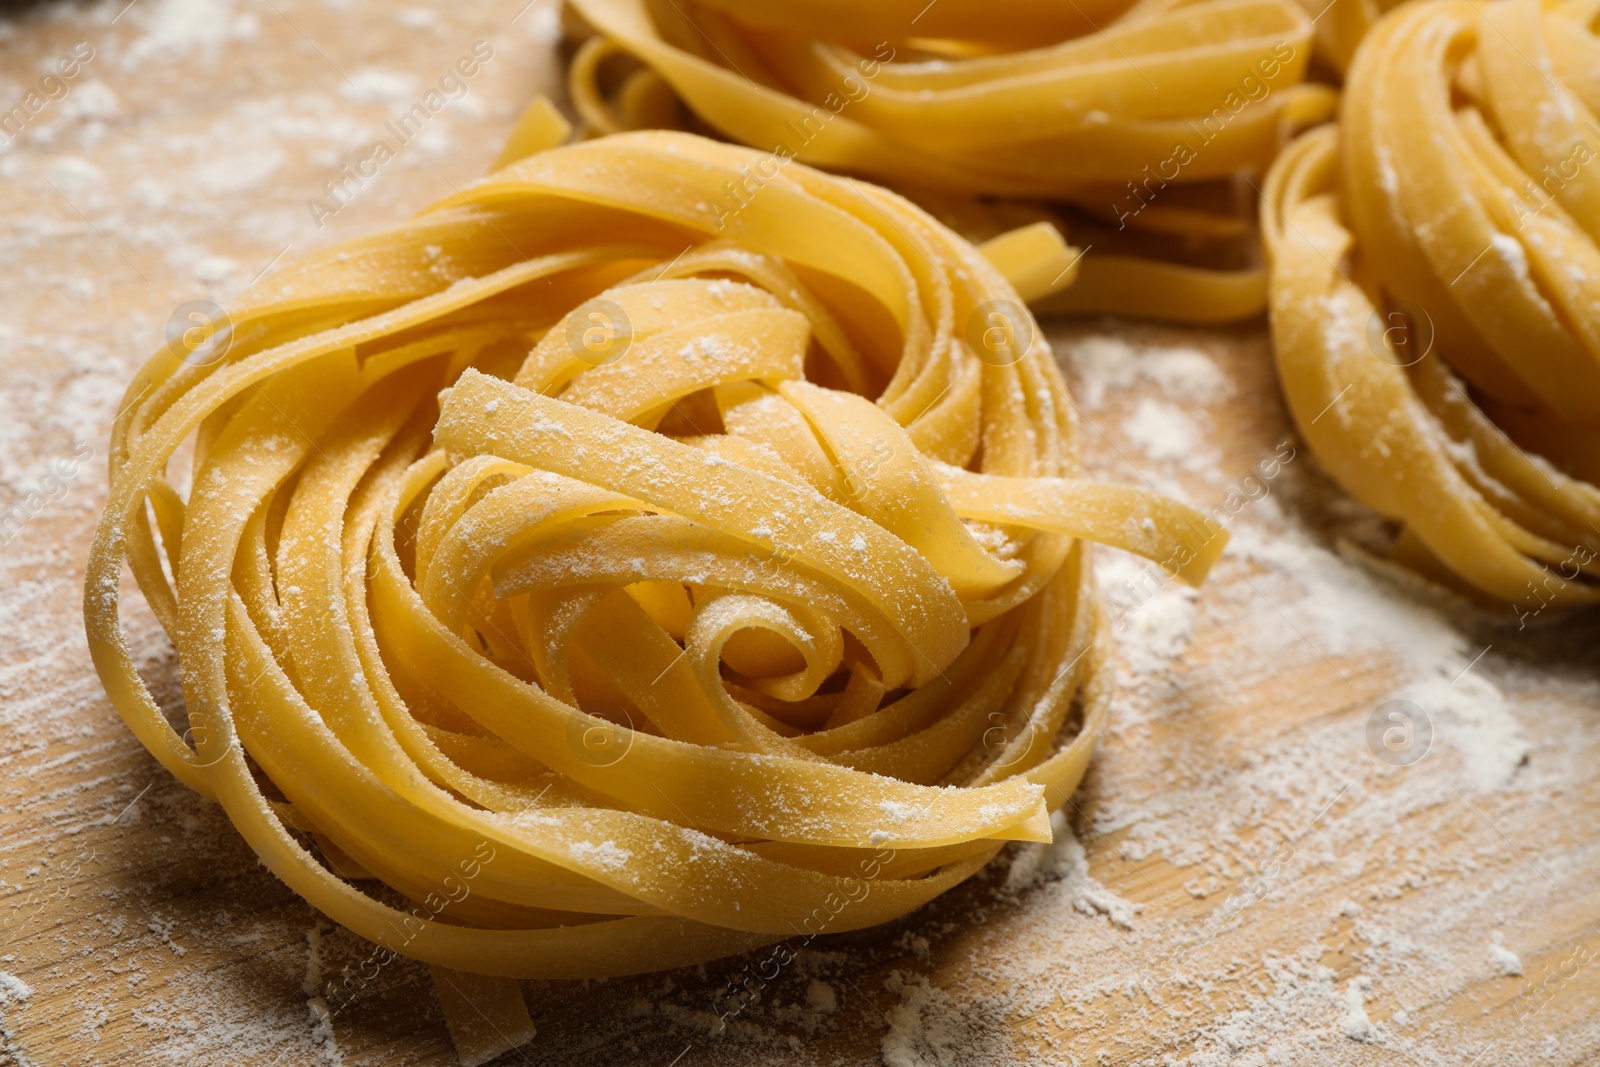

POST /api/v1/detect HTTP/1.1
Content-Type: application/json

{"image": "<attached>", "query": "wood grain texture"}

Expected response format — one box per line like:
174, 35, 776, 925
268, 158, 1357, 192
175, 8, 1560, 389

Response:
1, 2, 1597, 1065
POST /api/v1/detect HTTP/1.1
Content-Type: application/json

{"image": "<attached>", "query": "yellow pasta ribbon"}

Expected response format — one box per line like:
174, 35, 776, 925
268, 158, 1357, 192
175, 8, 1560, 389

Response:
1263, 0, 1600, 611
86, 130, 1226, 981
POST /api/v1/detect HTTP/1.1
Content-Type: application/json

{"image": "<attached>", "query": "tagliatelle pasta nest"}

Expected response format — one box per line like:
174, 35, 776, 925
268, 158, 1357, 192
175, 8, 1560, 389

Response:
562, 0, 1340, 323
86, 129, 1227, 988
564, 0, 1328, 199
1263, 0, 1600, 613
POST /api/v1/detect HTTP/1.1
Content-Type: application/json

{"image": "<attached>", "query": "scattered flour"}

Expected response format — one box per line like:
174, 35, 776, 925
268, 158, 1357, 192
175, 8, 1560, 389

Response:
1489, 934, 1525, 977
570, 839, 632, 870
1225, 507, 1531, 792
1063, 334, 1232, 410
518, 1, 564, 45
340, 68, 422, 106
122, 0, 260, 66
1490, 233, 1530, 282
1155, 951, 1379, 1065
1394, 671, 1528, 790
1096, 550, 1199, 693
0, 972, 34, 1067
0, 973, 32, 1004
805, 980, 837, 1015
61, 81, 119, 121
1005, 810, 1142, 930
881, 971, 1012, 1067
1122, 398, 1204, 468
303, 921, 343, 1067
1341, 977, 1376, 1042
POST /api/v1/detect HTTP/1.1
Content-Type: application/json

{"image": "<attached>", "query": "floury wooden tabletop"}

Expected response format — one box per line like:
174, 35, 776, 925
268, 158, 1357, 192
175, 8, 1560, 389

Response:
1, 1, 1597, 1064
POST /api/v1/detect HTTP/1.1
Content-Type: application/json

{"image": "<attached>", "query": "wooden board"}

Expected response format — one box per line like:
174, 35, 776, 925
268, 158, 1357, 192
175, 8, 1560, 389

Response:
2, 2, 1598, 1065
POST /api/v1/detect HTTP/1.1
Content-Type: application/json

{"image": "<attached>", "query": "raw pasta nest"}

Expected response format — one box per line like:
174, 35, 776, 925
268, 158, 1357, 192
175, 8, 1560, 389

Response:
564, 0, 1329, 198
87, 130, 1224, 979
561, 0, 1340, 325
1262, 0, 1600, 612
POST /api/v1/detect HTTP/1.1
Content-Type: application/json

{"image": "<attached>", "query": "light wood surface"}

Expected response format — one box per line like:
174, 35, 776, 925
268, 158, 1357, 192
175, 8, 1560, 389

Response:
2, 3, 1597, 1065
